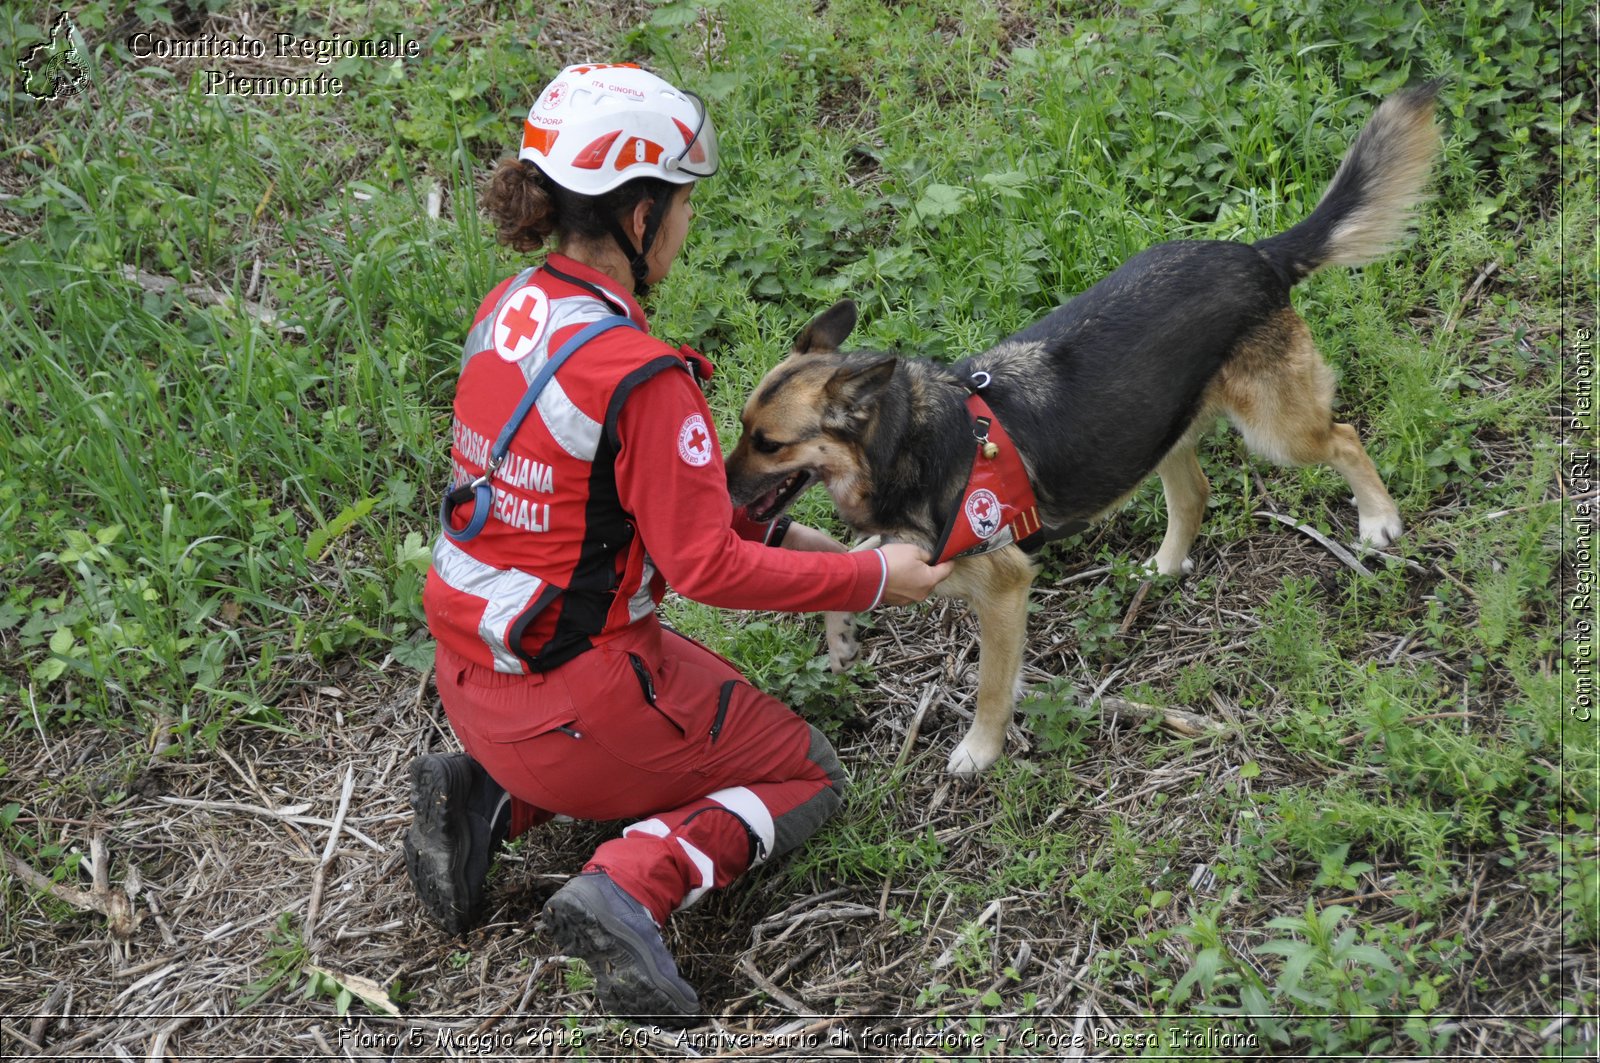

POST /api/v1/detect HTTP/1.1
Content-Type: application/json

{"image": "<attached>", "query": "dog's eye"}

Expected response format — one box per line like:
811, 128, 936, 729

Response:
751, 431, 784, 455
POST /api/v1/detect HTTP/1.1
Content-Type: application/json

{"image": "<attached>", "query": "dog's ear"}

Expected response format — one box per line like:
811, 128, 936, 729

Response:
823, 354, 897, 409
792, 300, 858, 354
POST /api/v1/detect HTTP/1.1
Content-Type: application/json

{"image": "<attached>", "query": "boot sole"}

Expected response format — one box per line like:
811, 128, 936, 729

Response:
404, 754, 475, 935
542, 877, 700, 1024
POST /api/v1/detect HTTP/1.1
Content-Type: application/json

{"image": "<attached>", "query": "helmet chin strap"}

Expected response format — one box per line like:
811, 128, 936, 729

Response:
606, 191, 676, 300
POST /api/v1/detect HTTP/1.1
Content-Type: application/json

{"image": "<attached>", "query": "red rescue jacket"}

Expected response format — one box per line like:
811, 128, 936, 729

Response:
424, 256, 887, 674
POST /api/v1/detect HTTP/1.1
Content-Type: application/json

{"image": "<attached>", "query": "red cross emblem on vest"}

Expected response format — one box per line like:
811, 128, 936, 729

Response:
494, 285, 550, 362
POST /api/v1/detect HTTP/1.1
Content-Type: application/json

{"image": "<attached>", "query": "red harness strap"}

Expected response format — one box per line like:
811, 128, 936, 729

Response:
931, 393, 1042, 564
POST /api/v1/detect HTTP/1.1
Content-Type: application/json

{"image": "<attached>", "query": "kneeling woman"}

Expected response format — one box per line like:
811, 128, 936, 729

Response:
405, 63, 948, 1023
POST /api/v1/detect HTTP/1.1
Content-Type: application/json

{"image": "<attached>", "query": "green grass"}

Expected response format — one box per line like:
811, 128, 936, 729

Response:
1, 0, 1591, 1055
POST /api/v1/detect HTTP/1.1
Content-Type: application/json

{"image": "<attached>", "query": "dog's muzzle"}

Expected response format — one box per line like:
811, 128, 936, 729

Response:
741, 469, 816, 523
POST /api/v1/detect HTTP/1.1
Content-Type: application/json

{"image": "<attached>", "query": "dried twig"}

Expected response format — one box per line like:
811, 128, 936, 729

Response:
1441, 259, 1501, 335
156, 795, 384, 851
738, 954, 808, 1014
1077, 690, 1225, 738
1116, 580, 1153, 635
146, 1006, 207, 1063
4, 837, 138, 938
2, 1024, 43, 1054
933, 897, 1002, 969
893, 684, 939, 771
118, 265, 306, 337
304, 766, 356, 948
1255, 511, 1372, 576
29, 983, 67, 1049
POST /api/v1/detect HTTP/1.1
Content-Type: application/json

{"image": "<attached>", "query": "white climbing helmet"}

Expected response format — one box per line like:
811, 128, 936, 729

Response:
519, 63, 719, 196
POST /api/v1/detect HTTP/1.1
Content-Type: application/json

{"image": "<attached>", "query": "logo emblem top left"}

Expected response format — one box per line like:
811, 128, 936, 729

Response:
21, 13, 88, 102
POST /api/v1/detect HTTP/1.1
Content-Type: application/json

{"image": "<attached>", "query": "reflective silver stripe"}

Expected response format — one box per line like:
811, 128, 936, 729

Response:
526, 300, 608, 460
622, 817, 671, 839
431, 535, 546, 674
707, 786, 777, 865
462, 285, 611, 459
462, 267, 539, 370
627, 557, 658, 623
675, 837, 716, 909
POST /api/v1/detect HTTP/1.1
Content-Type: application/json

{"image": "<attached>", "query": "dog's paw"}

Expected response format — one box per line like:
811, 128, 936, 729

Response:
1358, 512, 1404, 551
946, 736, 1003, 776
1144, 555, 1195, 578
824, 611, 859, 673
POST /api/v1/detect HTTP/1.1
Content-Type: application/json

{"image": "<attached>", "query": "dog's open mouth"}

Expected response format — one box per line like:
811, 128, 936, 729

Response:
746, 469, 816, 523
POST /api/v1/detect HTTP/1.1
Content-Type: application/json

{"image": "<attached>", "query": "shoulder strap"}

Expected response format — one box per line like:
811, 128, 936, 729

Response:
442, 314, 641, 543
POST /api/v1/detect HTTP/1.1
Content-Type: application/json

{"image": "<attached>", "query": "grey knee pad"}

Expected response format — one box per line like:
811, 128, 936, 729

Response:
769, 726, 849, 858
808, 724, 848, 797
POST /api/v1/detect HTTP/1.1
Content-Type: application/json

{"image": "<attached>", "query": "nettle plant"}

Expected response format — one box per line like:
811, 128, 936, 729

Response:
1164, 902, 1462, 1056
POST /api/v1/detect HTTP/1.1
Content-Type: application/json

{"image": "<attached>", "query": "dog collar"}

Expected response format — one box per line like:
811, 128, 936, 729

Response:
930, 391, 1042, 564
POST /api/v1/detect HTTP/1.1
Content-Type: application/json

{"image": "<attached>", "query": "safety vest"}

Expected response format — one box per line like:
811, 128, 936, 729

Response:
423, 262, 692, 674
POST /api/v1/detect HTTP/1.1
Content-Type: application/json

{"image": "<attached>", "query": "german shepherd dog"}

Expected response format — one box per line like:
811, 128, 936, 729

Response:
725, 85, 1441, 774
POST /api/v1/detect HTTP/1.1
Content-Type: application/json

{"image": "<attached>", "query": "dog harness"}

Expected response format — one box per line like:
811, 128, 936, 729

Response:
930, 379, 1043, 564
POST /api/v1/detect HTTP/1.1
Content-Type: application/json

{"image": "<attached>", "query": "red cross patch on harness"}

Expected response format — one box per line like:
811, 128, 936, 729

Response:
932, 395, 1043, 564
678, 413, 713, 467
965, 488, 1003, 539
494, 285, 550, 362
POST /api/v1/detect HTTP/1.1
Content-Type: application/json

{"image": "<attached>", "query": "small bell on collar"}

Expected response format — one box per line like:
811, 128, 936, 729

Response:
982, 440, 1000, 459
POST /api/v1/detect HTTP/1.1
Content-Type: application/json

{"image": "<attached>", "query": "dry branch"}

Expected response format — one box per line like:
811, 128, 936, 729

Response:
1255, 510, 1372, 575
304, 765, 356, 949
1079, 691, 1225, 738
3, 838, 138, 938
118, 265, 306, 337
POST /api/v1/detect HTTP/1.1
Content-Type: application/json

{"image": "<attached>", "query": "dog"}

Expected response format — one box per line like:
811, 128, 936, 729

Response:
725, 84, 1442, 774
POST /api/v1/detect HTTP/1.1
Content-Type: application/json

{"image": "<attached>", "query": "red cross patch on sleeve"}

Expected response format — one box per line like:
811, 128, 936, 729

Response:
677, 413, 713, 467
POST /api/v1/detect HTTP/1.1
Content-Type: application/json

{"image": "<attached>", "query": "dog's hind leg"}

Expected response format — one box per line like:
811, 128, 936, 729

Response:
1151, 445, 1209, 576
1219, 310, 1403, 549
1311, 422, 1403, 547
940, 547, 1038, 775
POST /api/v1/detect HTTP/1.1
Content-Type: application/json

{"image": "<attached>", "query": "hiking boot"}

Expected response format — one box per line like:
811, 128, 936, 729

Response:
541, 871, 701, 1025
404, 753, 511, 935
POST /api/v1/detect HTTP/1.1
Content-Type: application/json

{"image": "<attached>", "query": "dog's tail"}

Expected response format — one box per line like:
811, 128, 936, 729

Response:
1254, 82, 1442, 285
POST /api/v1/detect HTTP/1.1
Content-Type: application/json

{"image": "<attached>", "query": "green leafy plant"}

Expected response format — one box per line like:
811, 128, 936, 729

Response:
237, 913, 311, 1010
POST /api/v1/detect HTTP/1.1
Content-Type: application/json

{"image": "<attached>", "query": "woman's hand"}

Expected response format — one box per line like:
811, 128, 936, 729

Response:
877, 542, 953, 605
776, 522, 950, 605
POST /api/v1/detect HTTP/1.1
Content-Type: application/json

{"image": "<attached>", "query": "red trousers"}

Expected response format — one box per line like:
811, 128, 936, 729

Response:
434, 617, 846, 925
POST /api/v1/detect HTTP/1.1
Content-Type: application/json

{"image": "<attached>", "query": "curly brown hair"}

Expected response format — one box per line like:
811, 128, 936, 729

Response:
481, 158, 672, 252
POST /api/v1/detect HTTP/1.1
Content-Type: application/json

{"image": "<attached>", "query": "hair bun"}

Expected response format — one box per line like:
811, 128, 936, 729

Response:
483, 157, 557, 252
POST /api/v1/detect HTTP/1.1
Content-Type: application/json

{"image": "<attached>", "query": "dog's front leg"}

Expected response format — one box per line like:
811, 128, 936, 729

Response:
941, 548, 1038, 775
824, 611, 859, 672
824, 535, 881, 672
